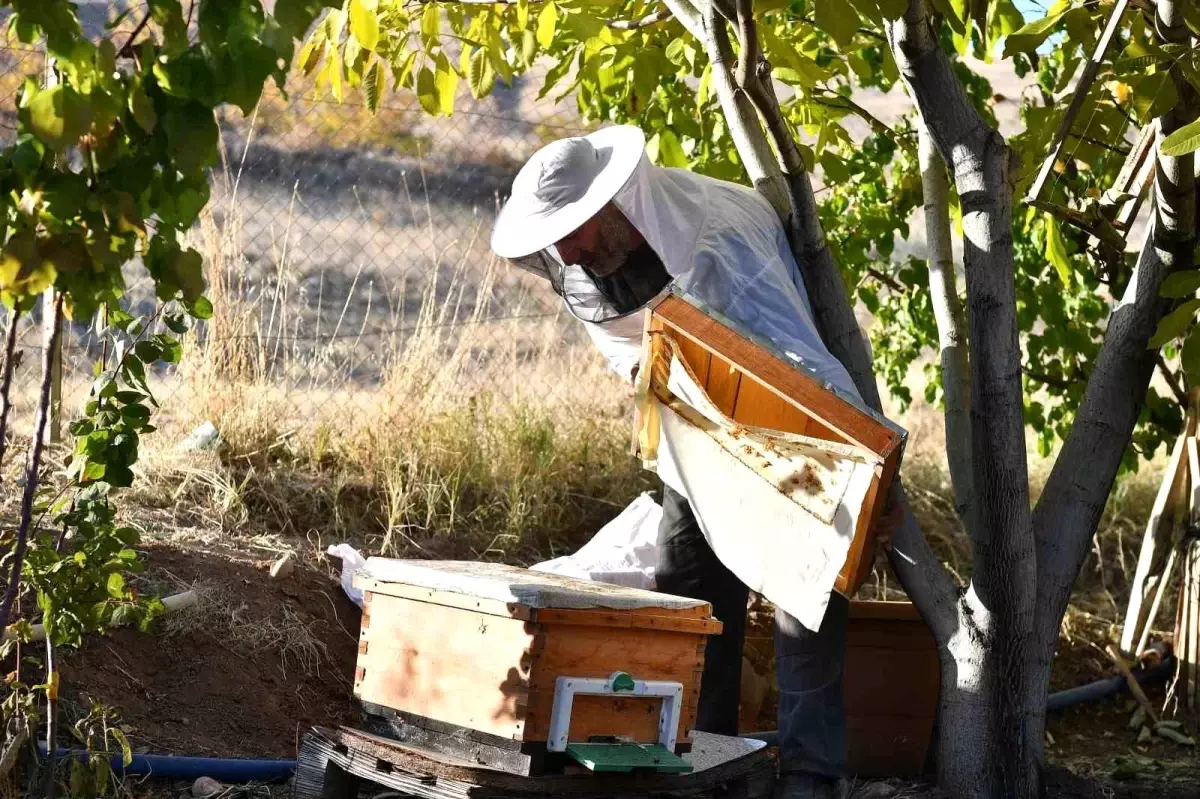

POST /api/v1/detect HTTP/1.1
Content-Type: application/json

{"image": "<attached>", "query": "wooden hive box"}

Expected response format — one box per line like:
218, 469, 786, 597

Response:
352, 560, 723, 775
643, 292, 907, 595
845, 601, 939, 777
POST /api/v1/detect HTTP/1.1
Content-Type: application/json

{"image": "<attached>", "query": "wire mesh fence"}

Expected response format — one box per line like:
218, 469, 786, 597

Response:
0, 3, 612, 447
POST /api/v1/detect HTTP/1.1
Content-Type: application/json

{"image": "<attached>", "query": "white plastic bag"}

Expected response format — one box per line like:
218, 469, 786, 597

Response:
327, 543, 368, 607
530, 492, 662, 590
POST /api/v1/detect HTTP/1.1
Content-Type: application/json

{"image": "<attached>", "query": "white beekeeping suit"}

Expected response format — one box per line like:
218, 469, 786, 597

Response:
588, 155, 860, 401
492, 126, 875, 630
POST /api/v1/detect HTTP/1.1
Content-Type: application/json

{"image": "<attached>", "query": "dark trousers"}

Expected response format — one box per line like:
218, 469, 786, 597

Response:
657, 484, 849, 778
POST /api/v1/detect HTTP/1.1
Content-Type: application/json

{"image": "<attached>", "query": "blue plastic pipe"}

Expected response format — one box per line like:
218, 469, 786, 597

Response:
46, 658, 1175, 782
43, 747, 296, 782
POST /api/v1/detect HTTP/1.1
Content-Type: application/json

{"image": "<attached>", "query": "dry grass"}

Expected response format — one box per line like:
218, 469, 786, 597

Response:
161, 581, 332, 680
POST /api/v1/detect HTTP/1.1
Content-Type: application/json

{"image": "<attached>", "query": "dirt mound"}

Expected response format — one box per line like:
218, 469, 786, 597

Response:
60, 545, 361, 759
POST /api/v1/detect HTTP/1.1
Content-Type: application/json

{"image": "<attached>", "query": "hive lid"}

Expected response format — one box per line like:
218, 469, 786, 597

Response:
362, 558, 708, 612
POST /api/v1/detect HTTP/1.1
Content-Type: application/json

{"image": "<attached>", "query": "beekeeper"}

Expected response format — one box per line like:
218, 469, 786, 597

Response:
491, 125, 862, 799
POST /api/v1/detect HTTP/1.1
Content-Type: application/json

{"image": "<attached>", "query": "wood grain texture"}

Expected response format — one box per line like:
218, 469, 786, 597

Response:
524, 625, 707, 746
651, 295, 903, 458
355, 592, 537, 739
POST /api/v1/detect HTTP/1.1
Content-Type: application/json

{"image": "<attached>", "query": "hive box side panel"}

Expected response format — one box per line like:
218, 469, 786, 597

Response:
524, 624, 706, 747
355, 591, 538, 740
845, 604, 939, 777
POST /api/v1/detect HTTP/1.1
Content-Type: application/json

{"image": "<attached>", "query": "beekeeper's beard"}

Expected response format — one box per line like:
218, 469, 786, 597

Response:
584, 209, 640, 278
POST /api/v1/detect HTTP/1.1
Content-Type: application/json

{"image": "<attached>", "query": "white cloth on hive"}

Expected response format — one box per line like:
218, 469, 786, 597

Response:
530, 491, 662, 590
361, 557, 704, 611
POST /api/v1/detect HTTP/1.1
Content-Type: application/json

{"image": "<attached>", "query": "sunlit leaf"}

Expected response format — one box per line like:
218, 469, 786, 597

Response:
421, 3, 440, 40
1161, 117, 1200, 157
434, 53, 458, 115
468, 48, 495, 99
1044, 213, 1072, 287
1002, 11, 1066, 57
416, 66, 439, 114
1149, 299, 1200, 348
537, 2, 558, 50
815, 0, 858, 50
350, 0, 379, 51
364, 58, 386, 113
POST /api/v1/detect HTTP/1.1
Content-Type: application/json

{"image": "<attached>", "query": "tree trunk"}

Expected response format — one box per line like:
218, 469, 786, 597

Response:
918, 118, 974, 529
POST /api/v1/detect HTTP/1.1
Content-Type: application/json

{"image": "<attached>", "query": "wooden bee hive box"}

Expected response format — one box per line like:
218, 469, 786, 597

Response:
643, 292, 907, 595
352, 560, 723, 775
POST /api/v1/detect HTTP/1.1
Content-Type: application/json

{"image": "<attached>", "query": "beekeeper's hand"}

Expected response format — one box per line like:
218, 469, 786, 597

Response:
874, 491, 905, 547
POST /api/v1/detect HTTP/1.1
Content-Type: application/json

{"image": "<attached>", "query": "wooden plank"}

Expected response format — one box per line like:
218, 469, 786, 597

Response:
652, 296, 902, 458
1120, 426, 1192, 652
355, 592, 538, 740
848, 600, 923, 623
531, 608, 723, 635
1025, 0, 1131, 204
731, 377, 811, 437
525, 626, 706, 745
704, 355, 742, 417
316, 726, 774, 797
356, 576, 532, 620
675, 334, 712, 386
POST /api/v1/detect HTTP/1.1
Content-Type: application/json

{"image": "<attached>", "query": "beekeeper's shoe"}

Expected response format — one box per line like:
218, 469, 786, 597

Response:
774, 773, 845, 799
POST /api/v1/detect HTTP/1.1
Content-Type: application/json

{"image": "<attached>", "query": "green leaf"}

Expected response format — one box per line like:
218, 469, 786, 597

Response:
468, 48, 495, 99
81, 461, 106, 482
297, 33, 326, 76
1131, 72, 1179, 121
350, 0, 379, 51
189, 296, 215, 320
421, 3, 440, 40
128, 79, 156, 134
110, 729, 133, 767
434, 54, 458, 115
815, 0, 858, 50
134, 340, 161, 362
1149, 299, 1200, 348
106, 572, 126, 599
1002, 11, 1065, 58
25, 85, 92, 152
1044, 213, 1072, 287
364, 58, 386, 113
537, 2, 558, 50
697, 64, 712, 108
647, 130, 688, 168
275, 0, 327, 39
1161, 270, 1200, 298
1161, 117, 1200, 157
521, 29, 537, 69
1183, 326, 1200, 384
163, 104, 219, 175
416, 67, 439, 115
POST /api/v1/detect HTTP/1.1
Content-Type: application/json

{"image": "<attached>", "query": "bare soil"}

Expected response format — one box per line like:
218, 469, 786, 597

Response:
60, 544, 361, 760
53, 541, 1200, 798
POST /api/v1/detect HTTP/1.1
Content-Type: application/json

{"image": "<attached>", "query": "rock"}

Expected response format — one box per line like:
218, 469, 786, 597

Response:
270, 552, 296, 580
191, 776, 222, 798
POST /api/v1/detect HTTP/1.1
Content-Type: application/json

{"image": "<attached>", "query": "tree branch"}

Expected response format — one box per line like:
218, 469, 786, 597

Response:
117, 11, 152, 58
0, 309, 22, 478
1031, 0, 1199, 666
919, 118, 974, 531
0, 294, 63, 631
1157, 354, 1187, 406
610, 7, 672, 30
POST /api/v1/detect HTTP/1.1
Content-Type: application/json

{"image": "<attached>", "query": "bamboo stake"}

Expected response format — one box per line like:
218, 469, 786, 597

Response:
1121, 420, 1193, 651
1107, 644, 1161, 726
1136, 547, 1178, 657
